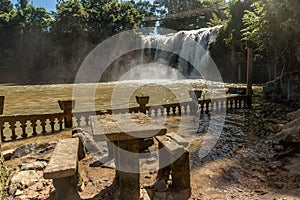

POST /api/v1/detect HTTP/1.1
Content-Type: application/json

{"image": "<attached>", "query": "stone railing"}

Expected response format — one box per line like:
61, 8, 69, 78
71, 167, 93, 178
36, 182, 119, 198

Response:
0, 91, 249, 142
0, 113, 65, 142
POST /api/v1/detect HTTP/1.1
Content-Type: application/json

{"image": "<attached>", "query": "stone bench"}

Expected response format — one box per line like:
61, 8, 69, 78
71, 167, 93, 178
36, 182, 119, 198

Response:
43, 138, 83, 200
155, 132, 191, 197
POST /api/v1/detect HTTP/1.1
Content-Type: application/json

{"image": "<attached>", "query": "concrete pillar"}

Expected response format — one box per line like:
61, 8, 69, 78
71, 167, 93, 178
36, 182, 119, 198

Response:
117, 139, 140, 200
58, 99, 75, 128
136, 96, 149, 114
246, 41, 254, 108
171, 151, 191, 193
0, 96, 4, 115
53, 176, 81, 200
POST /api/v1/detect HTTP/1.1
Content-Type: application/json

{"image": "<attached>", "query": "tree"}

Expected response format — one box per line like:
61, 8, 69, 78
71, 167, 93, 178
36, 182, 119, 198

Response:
134, 0, 158, 28
157, 0, 227, 31
0, 0, 16, 29
54, 0, 89, 36
84, 0, 143, 42
242, 0, 300, 72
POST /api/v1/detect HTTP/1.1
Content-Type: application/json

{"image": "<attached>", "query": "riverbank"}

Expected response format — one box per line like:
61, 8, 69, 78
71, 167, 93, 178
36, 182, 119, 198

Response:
2, 89, 300, 199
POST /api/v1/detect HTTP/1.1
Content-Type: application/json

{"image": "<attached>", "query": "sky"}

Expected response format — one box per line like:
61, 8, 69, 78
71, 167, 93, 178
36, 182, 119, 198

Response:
10, 0, 154, 11
11, 0, 57, 11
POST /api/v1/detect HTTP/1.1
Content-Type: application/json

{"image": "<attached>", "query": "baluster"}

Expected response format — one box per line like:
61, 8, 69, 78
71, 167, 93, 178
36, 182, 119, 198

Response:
172, 106, 176, 115
217, 101, 222, 113
31, 120, 37, 136
183, 105, 188, 115
9, 121, 17, 140
50, 118, 55, 133
40, 119, 47, 134
161, 108, 165, 116
58, 117, 64, 130
200, 102, 204, 114
215, 101, 218, 113
148, 108, 152, 117
238, 99, 242, 108
76, 117, 81, 127
235, 99, 238, 108
205, 102, 210, 114
178, 105, 182, 116
221, 100, 224, 111
0, 121, 5, 142
226, 99, 229, 109
20, 120, 28, 138
230, 99, 233, 109
85, 116, 89, 126
154, 108, 158, 116
166, 107, 170, 116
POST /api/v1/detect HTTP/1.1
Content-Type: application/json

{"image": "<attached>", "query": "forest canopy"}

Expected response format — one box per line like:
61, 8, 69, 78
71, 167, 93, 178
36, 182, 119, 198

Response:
0, 0, 299, 84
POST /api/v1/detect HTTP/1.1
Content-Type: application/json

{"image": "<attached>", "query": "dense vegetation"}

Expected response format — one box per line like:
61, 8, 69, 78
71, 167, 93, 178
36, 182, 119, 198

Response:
0, 0, 299, 84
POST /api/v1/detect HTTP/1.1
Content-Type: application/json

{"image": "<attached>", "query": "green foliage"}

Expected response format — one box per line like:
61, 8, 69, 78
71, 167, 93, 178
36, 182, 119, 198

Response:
242, 0, 300, 65
53, 0, 143, 41
0, 0, 16, 29
20, 5, 53, 32
54, 0, 89, 34
242, 2, 269, 50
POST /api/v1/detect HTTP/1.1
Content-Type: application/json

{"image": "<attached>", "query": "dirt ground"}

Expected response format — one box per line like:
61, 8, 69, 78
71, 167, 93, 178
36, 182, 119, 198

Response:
2, 92, 300, 200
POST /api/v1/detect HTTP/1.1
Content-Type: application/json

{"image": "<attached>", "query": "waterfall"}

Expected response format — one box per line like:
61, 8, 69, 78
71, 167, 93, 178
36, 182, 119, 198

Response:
94, 26, 222, 82
135, 25, 222, 80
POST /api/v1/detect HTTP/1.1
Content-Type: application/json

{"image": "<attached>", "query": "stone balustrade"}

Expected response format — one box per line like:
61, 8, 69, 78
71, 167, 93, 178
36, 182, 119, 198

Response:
0, 92, 249, 142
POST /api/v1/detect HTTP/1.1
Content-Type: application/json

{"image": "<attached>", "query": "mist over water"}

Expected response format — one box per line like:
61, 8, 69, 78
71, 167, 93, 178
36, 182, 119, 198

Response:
138, 26, 222, 80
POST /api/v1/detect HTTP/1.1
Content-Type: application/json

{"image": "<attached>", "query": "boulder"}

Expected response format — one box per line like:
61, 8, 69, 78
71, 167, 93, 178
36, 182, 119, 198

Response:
276, 125, 300, 143
21, 161, 47, 171
287, 109, 300, 120
283, 117, 300, 129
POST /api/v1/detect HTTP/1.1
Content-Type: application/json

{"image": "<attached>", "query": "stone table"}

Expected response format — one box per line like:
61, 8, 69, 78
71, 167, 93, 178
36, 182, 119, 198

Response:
90, 113, 167, 200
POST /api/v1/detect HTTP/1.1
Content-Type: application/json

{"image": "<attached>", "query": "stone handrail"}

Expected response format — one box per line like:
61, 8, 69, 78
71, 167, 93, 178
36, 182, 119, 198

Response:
1, 93, 249, 142
0, 113, 65, 142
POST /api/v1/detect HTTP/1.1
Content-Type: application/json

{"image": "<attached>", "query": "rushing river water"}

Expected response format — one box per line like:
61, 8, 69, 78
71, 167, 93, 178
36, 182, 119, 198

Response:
0, 79, 247, 116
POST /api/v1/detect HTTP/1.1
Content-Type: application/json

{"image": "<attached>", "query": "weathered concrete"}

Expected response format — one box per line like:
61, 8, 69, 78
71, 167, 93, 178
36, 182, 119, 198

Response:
136, 96, 149, 114
118, 139, 140, 200
58, 99, 75, 128
53, 176, 81, 200
43, 138, 79, 179
90, 113, 167, 200
155, 134, 191, 196
43, 138, 81, 200
91, 114, 167, 142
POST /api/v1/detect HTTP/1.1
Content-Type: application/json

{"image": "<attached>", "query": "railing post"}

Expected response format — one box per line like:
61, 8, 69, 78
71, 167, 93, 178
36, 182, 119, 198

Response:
58, 99, 75, 128
246, 41, 254, 108
189, 90, 202, 115
0, 96, 4, 115
135, 96, 149, 114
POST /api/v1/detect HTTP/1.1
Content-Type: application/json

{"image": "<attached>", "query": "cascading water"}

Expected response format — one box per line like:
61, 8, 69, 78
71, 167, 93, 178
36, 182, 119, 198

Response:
101, 26, 222, 82
129, 26, 223, 80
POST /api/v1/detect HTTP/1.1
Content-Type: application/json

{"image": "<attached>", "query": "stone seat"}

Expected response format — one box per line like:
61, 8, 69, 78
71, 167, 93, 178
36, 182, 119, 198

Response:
155, 132, 191, 198
43, 138, 82, 200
